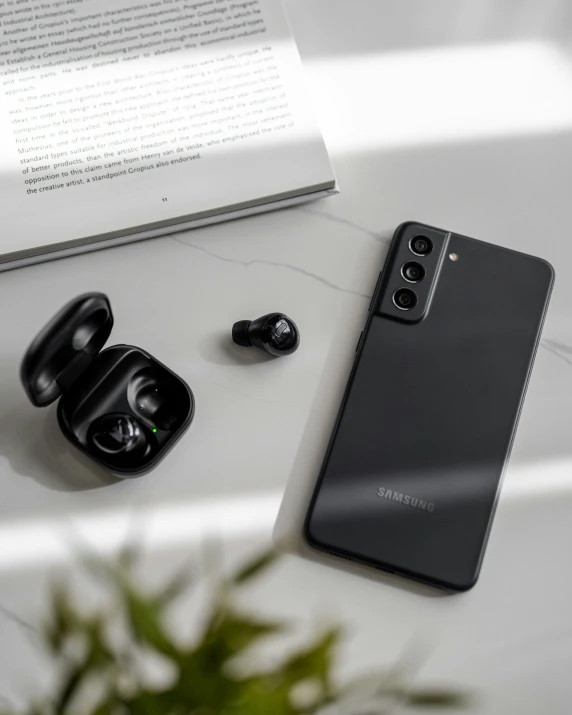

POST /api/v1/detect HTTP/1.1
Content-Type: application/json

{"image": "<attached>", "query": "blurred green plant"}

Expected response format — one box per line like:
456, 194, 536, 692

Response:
1, 548, 469, 715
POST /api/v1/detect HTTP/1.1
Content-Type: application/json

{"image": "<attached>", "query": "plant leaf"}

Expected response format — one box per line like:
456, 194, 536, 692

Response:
201, 607, 284, 659
117, 542, 139, 573
44, 579, 82, 652
84, 615, 115, 671
156, 566, 194, 607
54, 662, 85, 713
119, 578, 180, 659
406, 689, 469, 708
25, 548, 470, 715
128, 688, 196, 715
87, 698, 117, 715
170, 609, 285, 710
223, 675, 299, 715
279, 627, 341, 694
232, 549, 278, 584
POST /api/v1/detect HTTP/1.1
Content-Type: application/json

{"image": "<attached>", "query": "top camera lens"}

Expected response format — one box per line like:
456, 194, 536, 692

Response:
410, 235, 433, 256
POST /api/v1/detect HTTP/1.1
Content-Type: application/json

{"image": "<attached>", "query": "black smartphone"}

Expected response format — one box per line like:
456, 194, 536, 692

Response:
305, 222, 554, 591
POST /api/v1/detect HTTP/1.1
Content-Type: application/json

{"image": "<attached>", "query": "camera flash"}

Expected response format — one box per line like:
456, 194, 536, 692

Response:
449, 253, 459, 262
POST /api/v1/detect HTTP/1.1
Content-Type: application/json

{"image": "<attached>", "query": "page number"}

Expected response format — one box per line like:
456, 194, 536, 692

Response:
162, 197, 168, 202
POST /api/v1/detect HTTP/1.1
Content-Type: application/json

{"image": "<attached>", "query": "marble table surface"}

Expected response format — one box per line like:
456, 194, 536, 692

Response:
1, 1, 572, 711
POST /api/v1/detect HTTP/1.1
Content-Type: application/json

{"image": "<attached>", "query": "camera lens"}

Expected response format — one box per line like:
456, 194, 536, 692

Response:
393, 288, 417, 311
410, 235, 433, 256
401, 261, 425, 283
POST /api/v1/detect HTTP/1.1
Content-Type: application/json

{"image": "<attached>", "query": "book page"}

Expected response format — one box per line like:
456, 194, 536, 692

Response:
0, 0, 333, 256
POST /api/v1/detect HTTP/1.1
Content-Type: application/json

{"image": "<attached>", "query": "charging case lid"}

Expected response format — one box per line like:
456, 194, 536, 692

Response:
21, 293, 113, 407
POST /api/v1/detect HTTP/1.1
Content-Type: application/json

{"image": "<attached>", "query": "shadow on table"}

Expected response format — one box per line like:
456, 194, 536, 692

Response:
197, 330, 277, 367
0, 357, 117, 493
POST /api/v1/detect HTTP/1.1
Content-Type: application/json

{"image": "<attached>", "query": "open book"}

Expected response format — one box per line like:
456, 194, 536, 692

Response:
0, 0, 336, 271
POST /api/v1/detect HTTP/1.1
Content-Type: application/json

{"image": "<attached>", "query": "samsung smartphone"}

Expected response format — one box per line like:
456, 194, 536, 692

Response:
305, 222, 554, 591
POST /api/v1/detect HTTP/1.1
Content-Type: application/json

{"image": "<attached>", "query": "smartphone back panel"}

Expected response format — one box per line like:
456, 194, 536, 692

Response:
305, 222, 554, 591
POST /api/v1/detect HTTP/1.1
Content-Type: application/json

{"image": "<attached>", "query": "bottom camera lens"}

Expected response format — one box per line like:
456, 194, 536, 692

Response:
393, 288, 417, 311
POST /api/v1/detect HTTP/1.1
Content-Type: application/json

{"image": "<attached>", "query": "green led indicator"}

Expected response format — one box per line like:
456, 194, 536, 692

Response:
152, 428, 157, 433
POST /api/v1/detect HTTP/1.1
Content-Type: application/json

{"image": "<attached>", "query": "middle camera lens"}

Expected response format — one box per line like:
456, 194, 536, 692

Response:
393, 288, 418, 311
402, 261, 425, 283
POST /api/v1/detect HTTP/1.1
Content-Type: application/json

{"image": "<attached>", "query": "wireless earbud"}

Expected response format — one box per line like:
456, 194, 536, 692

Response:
87, 413, 152, 467
232, 313, 300, 357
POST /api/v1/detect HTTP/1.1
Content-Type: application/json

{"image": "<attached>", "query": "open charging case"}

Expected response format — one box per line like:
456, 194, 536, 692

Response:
20, 293, 195, 477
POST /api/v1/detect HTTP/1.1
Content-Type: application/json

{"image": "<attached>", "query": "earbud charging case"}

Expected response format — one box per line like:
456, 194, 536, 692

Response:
20, 293, 195, 477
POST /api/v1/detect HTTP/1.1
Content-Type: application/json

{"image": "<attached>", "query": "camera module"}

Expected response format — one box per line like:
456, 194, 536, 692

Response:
393, 288, 417, 311
410, 235, 433, 256
401, 261, 425, 283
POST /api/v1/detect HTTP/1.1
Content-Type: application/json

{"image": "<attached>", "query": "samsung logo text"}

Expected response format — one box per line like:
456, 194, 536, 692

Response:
377, 487, 435, 512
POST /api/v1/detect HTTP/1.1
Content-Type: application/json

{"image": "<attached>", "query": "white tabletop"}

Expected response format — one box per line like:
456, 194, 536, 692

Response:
1, 1, 572, 711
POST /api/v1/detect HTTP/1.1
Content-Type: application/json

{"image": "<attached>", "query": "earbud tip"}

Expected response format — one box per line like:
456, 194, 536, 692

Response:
232, 320, 252, 347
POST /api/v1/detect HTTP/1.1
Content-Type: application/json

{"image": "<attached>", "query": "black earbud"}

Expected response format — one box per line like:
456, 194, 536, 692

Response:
128, 369, 182, 431
232, 313, 300, 357
87, 413, 152, 466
